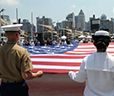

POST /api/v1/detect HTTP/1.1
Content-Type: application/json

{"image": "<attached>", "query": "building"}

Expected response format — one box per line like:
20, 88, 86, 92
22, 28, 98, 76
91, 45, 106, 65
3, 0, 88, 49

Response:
21, 19, 36, 33
90, 15, 113, 34
111, 18, 114, 32
101, 14, 107, 20
85, 21, 90, 32
20, 19, 36, 40
100, 19, 113, 33
1, 15, 10, 24
1, 15, 10, 42
1, 15, 25, 42
77, 9, 85, 31
56, 22, 62, 28
66, 12, 75, 28
21, 19, 31, 32
90, 15, 100, 32
75, 16, 78, 29
62, 12, 75, 29
62, 20, 73, 29
37, 16, 52, 33
36, 16, 56, 43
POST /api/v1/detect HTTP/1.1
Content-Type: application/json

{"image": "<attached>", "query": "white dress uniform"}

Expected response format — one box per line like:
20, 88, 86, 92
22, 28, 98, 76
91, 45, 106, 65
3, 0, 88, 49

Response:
69, 52, 114, 96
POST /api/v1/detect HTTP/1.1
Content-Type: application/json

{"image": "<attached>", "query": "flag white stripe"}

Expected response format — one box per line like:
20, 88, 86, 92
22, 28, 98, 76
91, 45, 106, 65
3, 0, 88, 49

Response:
64, 53, 114, 56
68, 52, 95, 53
78, 45, 114, 48
74, 48, 114, 51
30, 54, 87, 56
31, 58, 82, 62
77, 45, 95, 48
74, 49, 96, 51
33, 65, 80, 70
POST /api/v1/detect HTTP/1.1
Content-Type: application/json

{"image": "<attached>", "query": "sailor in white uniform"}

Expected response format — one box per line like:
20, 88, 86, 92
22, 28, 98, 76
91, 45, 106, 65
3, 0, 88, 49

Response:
68, 30, 114, 96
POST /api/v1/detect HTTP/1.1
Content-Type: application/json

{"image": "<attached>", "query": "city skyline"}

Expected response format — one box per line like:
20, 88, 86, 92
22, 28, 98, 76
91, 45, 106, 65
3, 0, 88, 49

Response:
0, 0, 114, 25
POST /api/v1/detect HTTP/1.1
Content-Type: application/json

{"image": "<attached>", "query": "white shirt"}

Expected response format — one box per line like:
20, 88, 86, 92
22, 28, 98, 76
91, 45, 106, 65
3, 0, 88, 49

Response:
19, 41, 23, 46
68, 52, 114, 96
72, 40, 76, 44
30, 42, 34, 46
79, 40, 84, 44
62, 41, 67, 45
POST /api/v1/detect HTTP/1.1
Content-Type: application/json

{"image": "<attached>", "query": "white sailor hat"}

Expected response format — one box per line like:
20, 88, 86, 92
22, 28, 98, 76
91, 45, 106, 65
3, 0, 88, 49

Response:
1, 24, 23, 33
92, 30, 111, 42
95, 30, 109, 36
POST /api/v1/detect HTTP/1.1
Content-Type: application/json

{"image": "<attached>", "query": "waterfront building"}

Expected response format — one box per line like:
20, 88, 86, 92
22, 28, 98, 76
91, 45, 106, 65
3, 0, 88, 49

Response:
85, 21, 90, 32
100, 19, 113, 33
1, 16, 27, 42
21, 19, 35, 35
111, 18, 114, 32
75, 16, 78, 29
77, 9, 85, 31
62, 20, 73, 29
101, 14, 107, 20
62, 12, 75, 29
1, 15, 10, 24
21, 19, 31, 32
20, 19, 36, 40
90, 15, 100, 32
1, 15, 10, 42
37, 16, 52, 33
36, 16, 57, 41
90, 15, 113, 34
56, 22, 62, 28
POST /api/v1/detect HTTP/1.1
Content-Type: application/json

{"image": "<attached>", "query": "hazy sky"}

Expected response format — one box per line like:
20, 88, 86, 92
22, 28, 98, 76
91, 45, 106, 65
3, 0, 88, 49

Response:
0, 0, 114, 25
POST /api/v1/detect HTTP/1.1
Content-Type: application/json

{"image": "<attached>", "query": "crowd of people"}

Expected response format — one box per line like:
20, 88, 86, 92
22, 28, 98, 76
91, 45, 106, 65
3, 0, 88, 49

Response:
1, 35, 114, 48
15, 35, 114, 47
17, 37, 92, 47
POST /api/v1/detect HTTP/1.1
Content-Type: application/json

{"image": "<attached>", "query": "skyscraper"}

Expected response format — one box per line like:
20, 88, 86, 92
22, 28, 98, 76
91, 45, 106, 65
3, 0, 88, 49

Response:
1, 15, 10, 24
62, 12, 75, 29
111, 18, 114, 32
36, 16, 52, 33
21, 19, 31, 32
77, 9, 85, 31
75, 16, 78, 28
56, 22, 62, 28
20, 19, 36, 38
100, 19, 113, 33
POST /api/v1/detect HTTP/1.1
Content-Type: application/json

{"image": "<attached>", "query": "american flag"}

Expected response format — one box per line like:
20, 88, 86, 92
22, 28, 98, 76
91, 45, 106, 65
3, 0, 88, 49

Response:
23, 43, 114, 73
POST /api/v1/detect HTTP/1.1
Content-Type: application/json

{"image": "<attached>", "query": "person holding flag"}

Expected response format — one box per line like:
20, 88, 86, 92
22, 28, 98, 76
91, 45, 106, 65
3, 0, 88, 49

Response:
0, 24, 43, 96
68, 30, 114, 96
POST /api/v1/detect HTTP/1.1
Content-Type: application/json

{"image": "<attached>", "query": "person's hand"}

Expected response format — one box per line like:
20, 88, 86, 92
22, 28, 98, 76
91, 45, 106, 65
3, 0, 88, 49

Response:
37, 70, 43, 78
68, 71, 75, 79
68, 71, 73, 76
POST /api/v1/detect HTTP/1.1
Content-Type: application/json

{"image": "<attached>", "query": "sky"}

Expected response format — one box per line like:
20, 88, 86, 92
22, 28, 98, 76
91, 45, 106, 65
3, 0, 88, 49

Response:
0, 0, 114, 26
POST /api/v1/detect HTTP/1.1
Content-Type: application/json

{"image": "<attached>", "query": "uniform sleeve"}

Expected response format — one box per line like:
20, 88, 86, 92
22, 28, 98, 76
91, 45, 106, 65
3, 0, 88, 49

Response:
68, 58, 87, 83
20, 50, 34, 73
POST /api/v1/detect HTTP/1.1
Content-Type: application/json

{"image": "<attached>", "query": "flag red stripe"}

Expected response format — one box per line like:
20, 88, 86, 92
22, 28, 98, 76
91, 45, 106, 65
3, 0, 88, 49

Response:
76, 47, 114, 49
76, 47, 96, 49
32, 61, 81, 66
30, 55, 86, 59
63, 53, 92, 55
78, 43, 93, 45
72, 51, 96, 52
30, 69, 79, 73
77, 43, 113, 46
